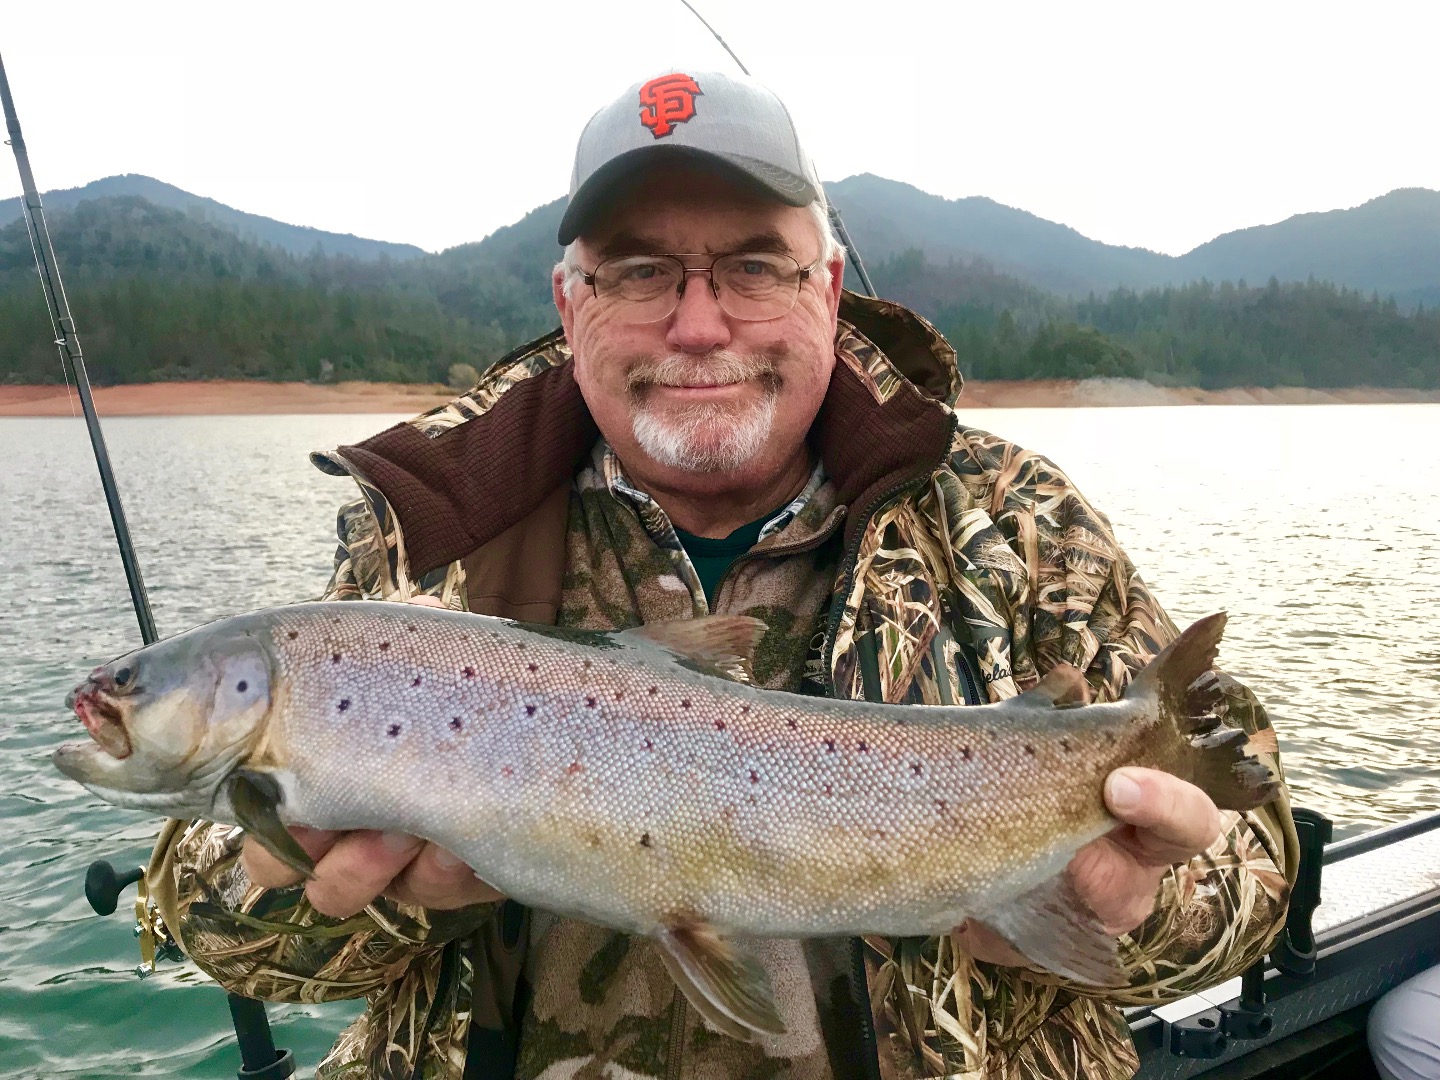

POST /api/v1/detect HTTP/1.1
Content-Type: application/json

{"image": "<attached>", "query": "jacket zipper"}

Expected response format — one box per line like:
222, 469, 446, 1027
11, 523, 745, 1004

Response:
664, 993, 688, 1080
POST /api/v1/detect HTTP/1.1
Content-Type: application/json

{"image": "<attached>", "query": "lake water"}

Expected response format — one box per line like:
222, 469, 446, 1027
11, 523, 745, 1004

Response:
2, 404, 1437, 1078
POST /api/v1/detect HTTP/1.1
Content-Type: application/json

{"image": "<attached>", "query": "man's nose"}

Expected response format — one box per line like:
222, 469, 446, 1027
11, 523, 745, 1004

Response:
666, 273, 732, 353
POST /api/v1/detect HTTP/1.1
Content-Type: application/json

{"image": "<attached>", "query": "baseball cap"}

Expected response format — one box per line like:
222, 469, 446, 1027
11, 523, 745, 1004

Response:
557, 70, 823, 245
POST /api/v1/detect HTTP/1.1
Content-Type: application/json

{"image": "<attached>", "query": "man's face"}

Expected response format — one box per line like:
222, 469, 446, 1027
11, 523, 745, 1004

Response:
555, 165, 844, 492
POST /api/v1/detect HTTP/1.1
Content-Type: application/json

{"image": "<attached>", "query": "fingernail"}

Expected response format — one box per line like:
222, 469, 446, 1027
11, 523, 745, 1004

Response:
432, 847, 465, 870
1107, 771, 1142, 812
379, 831, 419, 853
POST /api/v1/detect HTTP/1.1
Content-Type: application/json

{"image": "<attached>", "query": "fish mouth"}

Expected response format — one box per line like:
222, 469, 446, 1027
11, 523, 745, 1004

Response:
71, 687, 132, 760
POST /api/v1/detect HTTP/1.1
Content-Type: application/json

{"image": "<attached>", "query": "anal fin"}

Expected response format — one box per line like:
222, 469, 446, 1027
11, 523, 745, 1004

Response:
655, 917, 785, 1041
228, 769, 315, 878
972, 874, 1127, 988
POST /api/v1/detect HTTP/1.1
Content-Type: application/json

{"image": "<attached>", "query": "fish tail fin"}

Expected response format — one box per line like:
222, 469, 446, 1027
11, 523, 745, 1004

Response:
1129, 612, 1280, 811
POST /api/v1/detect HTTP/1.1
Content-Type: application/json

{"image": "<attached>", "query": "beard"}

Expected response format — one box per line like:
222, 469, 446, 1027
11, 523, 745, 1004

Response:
627, 350, 782, 473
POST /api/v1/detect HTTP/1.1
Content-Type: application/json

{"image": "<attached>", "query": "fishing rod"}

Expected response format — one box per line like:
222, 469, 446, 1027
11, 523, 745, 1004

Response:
677, 0, 879, 299
0, 50, 294, 1080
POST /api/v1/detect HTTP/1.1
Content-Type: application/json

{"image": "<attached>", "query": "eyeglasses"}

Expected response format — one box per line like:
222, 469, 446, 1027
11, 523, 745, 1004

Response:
580, 252, 819, 323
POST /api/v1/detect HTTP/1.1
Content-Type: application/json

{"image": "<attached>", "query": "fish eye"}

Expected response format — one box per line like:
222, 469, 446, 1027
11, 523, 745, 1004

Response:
114, 665, 134, 688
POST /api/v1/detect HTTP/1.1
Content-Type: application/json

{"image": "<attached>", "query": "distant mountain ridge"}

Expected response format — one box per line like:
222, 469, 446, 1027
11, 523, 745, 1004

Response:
5, 173, 1438, 305
0, 175, 427, 263
824, 175, 1440, 306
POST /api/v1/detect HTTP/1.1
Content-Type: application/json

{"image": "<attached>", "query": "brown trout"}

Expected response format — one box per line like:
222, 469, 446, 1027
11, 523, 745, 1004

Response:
54, 602, 1278, 1039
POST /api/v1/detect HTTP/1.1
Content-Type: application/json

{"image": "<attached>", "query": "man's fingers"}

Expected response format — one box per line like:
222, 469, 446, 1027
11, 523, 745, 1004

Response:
303, 830, 423, 918
386, 844, 505, 909
1104, 767, 1223, 866
1068, 836, 1167, 935
242, 826, 341, 888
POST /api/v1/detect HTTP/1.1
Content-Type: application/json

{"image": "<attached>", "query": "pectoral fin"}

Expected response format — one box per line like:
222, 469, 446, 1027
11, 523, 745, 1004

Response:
971, 873, 1127, 988
227, 769, 315, 878
655, 918, 785, 1041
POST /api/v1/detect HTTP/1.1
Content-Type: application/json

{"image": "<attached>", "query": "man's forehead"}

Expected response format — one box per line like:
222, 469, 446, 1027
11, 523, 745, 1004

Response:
591, 227, 795, 259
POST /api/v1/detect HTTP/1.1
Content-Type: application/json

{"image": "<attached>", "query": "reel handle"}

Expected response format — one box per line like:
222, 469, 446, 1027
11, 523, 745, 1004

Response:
85, 860, 144, 916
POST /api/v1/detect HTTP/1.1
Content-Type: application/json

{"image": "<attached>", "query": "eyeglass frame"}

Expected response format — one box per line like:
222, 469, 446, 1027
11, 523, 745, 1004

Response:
578, 251, 823, 323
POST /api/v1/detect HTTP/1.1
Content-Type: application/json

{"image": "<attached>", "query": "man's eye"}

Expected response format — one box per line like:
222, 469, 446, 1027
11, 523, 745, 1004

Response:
619, 263, 661, 281
739, 261, 767, 276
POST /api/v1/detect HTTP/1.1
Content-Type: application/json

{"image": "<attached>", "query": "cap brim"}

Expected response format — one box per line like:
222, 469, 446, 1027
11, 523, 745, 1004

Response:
557, 145, 818, 245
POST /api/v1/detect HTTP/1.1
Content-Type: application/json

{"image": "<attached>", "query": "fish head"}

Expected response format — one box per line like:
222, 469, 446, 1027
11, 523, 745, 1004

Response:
53, 625, 275, 813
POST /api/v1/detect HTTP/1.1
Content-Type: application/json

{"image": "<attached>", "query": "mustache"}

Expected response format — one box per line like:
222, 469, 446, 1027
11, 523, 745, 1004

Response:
626, 350, 781, 393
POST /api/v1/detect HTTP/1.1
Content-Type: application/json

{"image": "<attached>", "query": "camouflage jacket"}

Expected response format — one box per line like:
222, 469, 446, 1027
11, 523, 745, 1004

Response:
149, 292, 1296, 1080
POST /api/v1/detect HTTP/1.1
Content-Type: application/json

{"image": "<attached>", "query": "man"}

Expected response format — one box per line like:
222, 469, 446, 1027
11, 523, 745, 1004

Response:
151, 71, 1297, 1079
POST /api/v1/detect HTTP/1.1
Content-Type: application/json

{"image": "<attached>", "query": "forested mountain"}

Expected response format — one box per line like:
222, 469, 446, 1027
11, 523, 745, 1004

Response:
0, 175, 426, 263
0, 180, 1436, 390
828, 176, 1440, 306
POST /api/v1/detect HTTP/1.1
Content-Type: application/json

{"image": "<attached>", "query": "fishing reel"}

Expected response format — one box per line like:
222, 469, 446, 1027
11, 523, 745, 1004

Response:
85, 860, 184, 976
84, 858, 296, 1079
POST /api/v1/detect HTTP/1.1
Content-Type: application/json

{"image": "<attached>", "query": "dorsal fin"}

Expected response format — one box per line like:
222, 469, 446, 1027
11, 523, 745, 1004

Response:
1010, 664, 1091, 708
618, 615, 767, 684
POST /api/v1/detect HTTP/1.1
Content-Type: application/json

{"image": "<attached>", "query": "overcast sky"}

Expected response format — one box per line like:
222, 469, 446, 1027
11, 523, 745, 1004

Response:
3, 0, 1436, 257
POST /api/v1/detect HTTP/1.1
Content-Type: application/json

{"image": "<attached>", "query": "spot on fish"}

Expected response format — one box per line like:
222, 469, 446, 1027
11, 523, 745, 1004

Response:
615, 690, 624, 700
517, 643, 527, 650
337, 699, 350, 712
857, 741, 869, 753
823, 783, 833, 796
680, 699, 691, 709
715, 719, 726, 731
406, 624, 417, 633
961, 746, 973, 761
527, 662, 538, 672
463, 666, 476, 679
936, 799, 948, 814
331, 653, 342, 664
525, 705, 537, 717
642, 738, 653, 751
585, 696, 597, 708
1060, 738, 1072, 753
581, 659, 591, 669
639, 832, 652, 848
748, 770, 759, 784
747, 794, 757, 804
1024, 745, 1036, 756
911, 762, 923, 775
501, 765, 513, 777
740, 704, 750, 714
379, 642, 390, 651
824, 739, 836, 753
387, 724, 401, 737
411, 676, 422, 688
449, 717, 463, 731
286, 630, 298, 640
786, 719, 798, 730
647, 686, 658, 696
567, 762, 583, 775
1104, 731, 1117, 745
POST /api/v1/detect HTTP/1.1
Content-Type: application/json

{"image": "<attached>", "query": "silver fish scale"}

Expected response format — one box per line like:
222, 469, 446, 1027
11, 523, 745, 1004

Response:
261, 603, 1128, 938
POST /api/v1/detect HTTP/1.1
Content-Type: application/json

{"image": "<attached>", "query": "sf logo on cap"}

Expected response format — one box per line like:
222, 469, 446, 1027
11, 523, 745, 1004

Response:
638, 73, 703, 139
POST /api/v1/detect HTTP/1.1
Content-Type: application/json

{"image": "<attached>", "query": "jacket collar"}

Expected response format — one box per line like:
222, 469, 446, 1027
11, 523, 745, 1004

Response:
333, 292, 958, 579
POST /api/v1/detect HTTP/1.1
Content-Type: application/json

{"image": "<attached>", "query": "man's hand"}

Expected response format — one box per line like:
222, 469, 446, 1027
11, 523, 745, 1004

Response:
242, 827, 504, 918
958, 766, 1223, 968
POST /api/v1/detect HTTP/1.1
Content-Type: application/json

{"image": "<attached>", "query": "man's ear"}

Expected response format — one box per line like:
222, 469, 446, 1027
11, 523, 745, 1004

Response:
825, 253, 845, 314
553, 265, 576, 343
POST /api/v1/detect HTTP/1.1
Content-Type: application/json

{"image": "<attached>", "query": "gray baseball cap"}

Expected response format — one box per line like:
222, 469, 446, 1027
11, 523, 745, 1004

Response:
557, 70, 823, 245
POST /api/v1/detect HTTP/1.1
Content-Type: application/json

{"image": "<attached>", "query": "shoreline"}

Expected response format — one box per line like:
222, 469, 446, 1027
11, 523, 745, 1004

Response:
1, 378, 1437, 417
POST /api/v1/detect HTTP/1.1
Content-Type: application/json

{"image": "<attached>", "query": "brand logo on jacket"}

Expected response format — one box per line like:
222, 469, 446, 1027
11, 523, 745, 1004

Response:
638, 73, 702, 138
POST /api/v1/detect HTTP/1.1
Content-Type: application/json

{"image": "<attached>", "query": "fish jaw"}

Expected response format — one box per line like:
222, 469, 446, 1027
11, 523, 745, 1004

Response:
54, 621, 280, 807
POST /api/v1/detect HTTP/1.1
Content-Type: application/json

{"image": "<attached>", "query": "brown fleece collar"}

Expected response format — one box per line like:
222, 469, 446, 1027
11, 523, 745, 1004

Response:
340, 337, 955, 580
